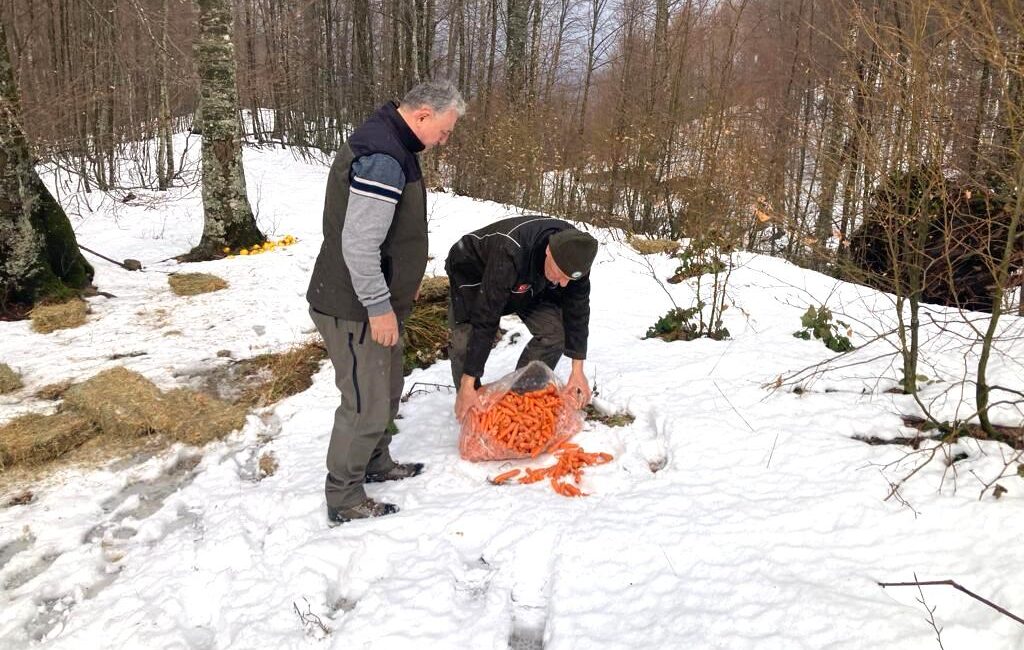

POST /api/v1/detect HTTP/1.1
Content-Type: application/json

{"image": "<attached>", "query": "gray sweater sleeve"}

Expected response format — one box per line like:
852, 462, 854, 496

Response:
341, 153, 406, 317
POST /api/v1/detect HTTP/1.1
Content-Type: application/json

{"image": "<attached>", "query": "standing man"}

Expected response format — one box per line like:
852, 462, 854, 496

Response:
307, 80, 465, 524
445, 216, 599, 422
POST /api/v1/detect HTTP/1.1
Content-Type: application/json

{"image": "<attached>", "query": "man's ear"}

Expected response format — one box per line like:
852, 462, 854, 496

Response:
413, 107, 433, 122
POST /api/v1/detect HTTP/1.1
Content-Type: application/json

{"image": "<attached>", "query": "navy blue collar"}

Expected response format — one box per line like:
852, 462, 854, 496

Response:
381, 101, 425, 154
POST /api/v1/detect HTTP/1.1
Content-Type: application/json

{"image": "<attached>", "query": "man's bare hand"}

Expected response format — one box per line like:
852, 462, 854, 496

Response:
565, 366, 592, 409
454, 375, 481, 422
369, 311, 399, 347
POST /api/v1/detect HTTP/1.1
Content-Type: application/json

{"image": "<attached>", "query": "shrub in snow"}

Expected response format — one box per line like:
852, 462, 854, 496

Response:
645, 303, 729, 342
668, 249, 727, 284
793, 305, 853, 353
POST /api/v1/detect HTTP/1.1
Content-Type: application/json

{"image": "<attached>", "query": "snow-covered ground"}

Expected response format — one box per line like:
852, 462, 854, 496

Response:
2, 138, 1023, 649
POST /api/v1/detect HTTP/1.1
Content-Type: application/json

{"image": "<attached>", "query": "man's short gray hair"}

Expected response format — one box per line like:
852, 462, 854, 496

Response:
401, 80, 466, 116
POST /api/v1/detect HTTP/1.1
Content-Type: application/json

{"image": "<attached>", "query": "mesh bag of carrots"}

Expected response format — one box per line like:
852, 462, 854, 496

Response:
459, 361, 584, 461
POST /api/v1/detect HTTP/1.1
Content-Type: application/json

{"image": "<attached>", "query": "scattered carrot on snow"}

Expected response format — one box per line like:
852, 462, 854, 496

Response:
488, 441, 613, 497
490, 468, 522, 485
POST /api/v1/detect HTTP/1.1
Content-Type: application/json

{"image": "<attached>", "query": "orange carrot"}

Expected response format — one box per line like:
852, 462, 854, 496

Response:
487, 444, 615, 496
491, 469, 521, 485
460, 381, 585, 461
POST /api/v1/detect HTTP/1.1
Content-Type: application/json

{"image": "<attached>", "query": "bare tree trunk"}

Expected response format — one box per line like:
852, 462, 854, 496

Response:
839, 31, 876, 241
445, 0, 460, 79
383, 1, 395, 97
526, 0, 541, 108
964, 56, 990, 178
156, 0, 174, 190
419, 0, 434, 79
0, 20, 93, 312
185, 0, 263, 261
578, 0, 607, 134
337, 0, 351, 124
506, 0, 528, 102
543, 0, 571, 104
651, 0, 668, 112
353, 0, 375, 117
404, 2, 418, 84
483, 0, 497, 117
815, 83, 844, 243
977, 161, 1023, 432
995, 37, 1023, 176
456, 0, 468, 92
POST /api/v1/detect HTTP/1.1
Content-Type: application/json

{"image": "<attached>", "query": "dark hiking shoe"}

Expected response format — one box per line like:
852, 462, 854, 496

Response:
364, 462, 425, 484
327, 498, 399, 525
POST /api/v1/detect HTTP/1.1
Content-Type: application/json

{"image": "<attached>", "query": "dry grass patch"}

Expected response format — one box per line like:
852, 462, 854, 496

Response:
417, 275, 450, 303
162, 389, 249, 446
63, 367, 246, 444
168, 272, 228, 296
35, 380, 72, 400
184, 340, 326, 407
29, 298, 88, 333
0, 363, 23, 394
63, 367, 165, 437
404, 302, 448, 374
236, 341, 327, 407
405, 287, 449, 375
628, 235, 680, 256
0, 412, 98, 471
258, 451, 279, 479
0, 427, 168, 493
0, 367, 249, 489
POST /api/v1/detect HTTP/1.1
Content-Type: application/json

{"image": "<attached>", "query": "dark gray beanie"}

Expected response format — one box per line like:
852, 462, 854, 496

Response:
549, 229, 599, 279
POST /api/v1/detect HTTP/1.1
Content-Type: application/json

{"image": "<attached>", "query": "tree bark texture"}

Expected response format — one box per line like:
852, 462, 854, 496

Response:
0, 21, 92, 312
187, 0, 262, 261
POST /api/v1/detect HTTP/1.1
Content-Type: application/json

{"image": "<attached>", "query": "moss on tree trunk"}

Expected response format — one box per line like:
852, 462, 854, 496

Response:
183, 0, 263, 262
0, 22, 92, 314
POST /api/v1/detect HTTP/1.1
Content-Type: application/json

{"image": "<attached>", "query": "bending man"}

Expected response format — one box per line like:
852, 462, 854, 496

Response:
445, 216, 599, 421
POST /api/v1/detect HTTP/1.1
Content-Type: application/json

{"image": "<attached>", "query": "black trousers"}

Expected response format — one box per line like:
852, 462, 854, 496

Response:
447, 299, 565, 386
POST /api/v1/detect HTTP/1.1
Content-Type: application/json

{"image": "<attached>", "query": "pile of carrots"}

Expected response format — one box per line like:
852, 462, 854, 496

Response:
490, 442, 613, 497
460, 382, 573, 461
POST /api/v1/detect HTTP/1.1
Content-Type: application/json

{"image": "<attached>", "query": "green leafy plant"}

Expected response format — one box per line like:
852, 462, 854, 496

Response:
793, 305, 853, 352
668, 247, 727, 284
646, 303, 729, 342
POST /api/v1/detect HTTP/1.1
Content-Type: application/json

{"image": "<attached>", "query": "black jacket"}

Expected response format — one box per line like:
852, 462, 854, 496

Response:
445, 216, 591, 378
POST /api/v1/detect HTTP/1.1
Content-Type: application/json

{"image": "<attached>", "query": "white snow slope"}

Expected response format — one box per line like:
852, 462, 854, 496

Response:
1, 137, 1023, 649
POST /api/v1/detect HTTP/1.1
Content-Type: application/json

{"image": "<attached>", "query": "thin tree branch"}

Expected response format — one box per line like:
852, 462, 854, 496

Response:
878, 579, 1024, 626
